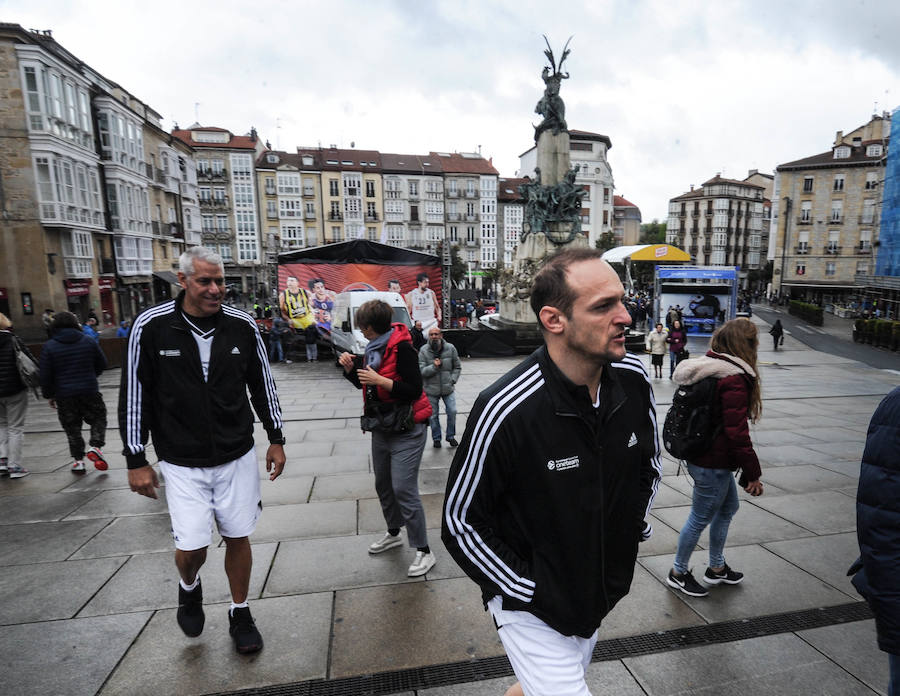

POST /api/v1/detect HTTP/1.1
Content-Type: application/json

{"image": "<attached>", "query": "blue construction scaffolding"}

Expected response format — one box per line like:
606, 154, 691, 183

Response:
876, 106, 900, 276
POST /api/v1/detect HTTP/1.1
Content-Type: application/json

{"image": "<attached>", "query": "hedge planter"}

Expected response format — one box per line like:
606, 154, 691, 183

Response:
788, 300, 824, 327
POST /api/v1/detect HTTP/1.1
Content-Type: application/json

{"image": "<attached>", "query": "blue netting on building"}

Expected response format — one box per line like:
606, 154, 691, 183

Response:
876, 106, 900, 276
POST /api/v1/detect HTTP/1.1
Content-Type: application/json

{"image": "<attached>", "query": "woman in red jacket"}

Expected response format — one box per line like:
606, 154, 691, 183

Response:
339, 300, 436, 578
665, 319, 687, 379
665, 319, 764, 598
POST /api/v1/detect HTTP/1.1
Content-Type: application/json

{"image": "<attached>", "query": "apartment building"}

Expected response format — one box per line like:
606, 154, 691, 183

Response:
666, 174, 767, 286
518, 129, 614, 247
172, 125, 265, 295
612, 195, 641, 246
433, 152, 499, 282
772, 113, 889, 305
0, 24, 205, 334
381, 153, 442, 253
497, 178, 526, 267
318, 147, 383, 245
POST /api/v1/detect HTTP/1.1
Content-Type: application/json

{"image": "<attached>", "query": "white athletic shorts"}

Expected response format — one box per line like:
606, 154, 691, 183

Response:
160, 448, 261, 551
488, 595, 597, 696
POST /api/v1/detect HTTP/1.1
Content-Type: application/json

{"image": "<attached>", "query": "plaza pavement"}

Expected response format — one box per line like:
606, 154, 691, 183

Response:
1, 313, 898, 696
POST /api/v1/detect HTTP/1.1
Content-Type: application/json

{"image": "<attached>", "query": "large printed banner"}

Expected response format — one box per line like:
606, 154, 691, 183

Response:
277, 262, 442, 333
656, 266, 738, 335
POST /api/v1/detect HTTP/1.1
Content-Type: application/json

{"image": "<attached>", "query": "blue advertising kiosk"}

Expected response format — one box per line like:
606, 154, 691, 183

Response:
654, 266, 739, 334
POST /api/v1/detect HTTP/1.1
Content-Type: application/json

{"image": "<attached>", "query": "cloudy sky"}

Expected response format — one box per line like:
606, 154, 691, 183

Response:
4, 0, 898, 220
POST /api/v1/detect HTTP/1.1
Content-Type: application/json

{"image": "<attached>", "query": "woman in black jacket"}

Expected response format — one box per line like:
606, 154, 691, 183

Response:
768, 319, 784, 351
0, 313, 34, 478
852, 386, 900, 695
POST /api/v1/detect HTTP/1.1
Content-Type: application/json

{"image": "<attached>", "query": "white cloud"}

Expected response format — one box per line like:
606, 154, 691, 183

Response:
3, 0, 898, 221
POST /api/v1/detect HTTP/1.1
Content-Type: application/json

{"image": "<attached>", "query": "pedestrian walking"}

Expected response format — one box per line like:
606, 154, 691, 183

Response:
768, 319, 784, 351
645, 322, 667, 379
304, 322, 318, 362
120, 247, 286, 655
116, 320, 130, 338
666, 318, 687, 379
442, 248, 661, 696
82, 317, 99, 340
41, 309, 54, 339
418, 326, 461, 449
665, 319, 764, 598
269, 314, 288, 363
39, 311, 109, 474
339, 300, 435, 577
0, 313, 35, 478
850, 386, 900, 696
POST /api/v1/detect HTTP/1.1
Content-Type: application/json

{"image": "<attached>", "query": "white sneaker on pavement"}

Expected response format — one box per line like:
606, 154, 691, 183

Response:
368, 532, 403, 554
407, 551, 436, 577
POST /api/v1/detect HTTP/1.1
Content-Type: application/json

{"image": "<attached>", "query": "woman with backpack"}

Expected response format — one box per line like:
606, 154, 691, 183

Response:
665, 319, 764, 598
665, 319, 687, 379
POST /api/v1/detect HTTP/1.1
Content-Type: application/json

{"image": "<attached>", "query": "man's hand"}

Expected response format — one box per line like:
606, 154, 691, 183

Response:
128, 465, 160, 499
338, 352, 355, 373
433, 358, 441, 367
743, 480, 763, 497
266, 444, 286, 481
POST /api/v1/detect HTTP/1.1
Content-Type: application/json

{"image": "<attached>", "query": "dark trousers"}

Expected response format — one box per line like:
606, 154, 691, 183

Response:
56, 392, 107, 460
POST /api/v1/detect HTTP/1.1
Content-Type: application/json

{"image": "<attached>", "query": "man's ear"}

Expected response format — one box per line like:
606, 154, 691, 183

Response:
177, 272, 187, 290
538, 306, 566, 335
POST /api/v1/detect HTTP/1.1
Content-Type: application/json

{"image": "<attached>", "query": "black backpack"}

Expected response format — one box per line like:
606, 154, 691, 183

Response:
663, 376, 721, 460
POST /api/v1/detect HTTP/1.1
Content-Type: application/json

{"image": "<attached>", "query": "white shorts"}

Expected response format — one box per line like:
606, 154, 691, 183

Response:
160, 448, 261, 551
487, 596, 597, 696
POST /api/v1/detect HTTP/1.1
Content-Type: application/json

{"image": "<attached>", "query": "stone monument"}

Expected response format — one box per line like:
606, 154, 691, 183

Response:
499, 36, 589, 324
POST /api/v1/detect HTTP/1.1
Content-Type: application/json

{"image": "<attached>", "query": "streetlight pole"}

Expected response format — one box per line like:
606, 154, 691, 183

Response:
779, 196, 792, 299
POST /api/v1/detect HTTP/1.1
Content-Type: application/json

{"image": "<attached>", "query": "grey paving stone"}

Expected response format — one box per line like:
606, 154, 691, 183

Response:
98, 594, 332, 696
302, 428, 369, 443
652, 500, 812, 548
420, 466, 450, 495
816, 458, 862, 479
252, 500, 357, 542
358, 492, 445, 534
310, 471, 376, 501
0, 556, 126, 624
0, 611, 151, 696
59, 469, 133, 493
80, 543, 277, 616
600, 563, 705, 639
751, 430, 819, 446
265, 533, 425, 596
70, 514, 175, 559
640, 545, 852, 623
760, 464, 858, 493
763, 532, 862, 599
624, 631, 874, 695
794, 426, 866, 444
0, 468, 89, 497
638, 515, 681, 557
0, 490, 99, 523
805, 440, 866, 461
755, 443, 840, 466
751, 490, 857, 535
330, 577, 505, 678
278, 454, 369, 477
62, 487, 170, 519
259, 475, 313, 505
0, 518, 110, 565
798, 619, 888, 695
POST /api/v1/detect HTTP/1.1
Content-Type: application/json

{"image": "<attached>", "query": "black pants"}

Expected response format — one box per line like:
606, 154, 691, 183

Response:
56, 392, 107, 460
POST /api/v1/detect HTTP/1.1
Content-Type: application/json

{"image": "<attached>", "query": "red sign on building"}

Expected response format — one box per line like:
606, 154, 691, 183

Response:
97, 277, 115, 290
64, 279, 92, 297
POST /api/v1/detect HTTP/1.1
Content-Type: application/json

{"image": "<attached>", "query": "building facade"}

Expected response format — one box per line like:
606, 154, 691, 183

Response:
380, 153, 441, 253
666, 174, 766, 286
772, 114, 889, 306
497, 178, 526, 267
612, 195, 641, 246
518, 129, 614, 247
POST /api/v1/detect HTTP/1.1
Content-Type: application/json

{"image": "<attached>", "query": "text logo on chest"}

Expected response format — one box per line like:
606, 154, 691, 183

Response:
547, 455, 580, 472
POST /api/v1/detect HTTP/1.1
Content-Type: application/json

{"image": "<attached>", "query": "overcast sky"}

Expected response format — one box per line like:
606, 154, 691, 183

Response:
4, 0, 899, 221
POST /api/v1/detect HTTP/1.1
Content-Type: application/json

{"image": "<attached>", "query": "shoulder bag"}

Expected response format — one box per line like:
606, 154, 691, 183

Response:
13, 337, 40, 397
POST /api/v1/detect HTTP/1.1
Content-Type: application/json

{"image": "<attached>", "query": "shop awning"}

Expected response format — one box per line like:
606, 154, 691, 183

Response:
152, 270, 180, 285
601, 244, 691, 263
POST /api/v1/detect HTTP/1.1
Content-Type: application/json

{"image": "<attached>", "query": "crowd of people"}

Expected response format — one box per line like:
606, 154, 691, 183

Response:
0, 246, 894, 695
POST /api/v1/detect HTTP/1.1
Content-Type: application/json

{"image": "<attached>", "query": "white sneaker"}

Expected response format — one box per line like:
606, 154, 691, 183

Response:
71, 460, 86, 474
407, 551, 436, 577
368, 532, 403, 554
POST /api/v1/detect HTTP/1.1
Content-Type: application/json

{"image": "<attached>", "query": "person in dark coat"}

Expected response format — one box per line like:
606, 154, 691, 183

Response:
39, 311, 109, 474
768, 319, 784, 351
665, 319, 688, 379
409, 320, 427, 351
851, 386, 900, 695
0, 312, 35, 478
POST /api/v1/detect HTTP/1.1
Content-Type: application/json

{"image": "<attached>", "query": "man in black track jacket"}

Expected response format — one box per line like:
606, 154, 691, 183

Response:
442, 248, 661, 696
120, 247, 285, 655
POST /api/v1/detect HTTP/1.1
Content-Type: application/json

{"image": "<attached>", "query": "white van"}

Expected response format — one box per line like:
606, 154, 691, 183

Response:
330, 291, 413, 358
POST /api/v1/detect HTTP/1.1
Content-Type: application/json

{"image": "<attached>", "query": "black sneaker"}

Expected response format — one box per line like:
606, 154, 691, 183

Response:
176, 579, 205, 637
447, 438, 459, 447
703, 563, 744, 585
666, 569, 709, 597
433, 440, 441, 448
229, 606, 263, 654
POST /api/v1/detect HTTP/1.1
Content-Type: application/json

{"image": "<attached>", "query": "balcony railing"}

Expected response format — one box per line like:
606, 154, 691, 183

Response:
859, 215, 876, 225
446, 213, 460, 221
303, 189, 315, 197
797, 216, 812, 225
447, 190, 459, 198
265, 186, 276, 195
857, 244, 872, 255
305, 211, 316, 220
464, 190, 477, 198
795, 245, 809, 255
365, 213, 380, 222
824, 245, 842, 255
328, 212, 343, 221
830, 216, 843, 224
465, 214, 478, 222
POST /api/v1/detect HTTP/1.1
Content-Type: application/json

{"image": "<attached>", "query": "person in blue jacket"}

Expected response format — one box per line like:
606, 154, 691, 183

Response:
851, 386, 900, 696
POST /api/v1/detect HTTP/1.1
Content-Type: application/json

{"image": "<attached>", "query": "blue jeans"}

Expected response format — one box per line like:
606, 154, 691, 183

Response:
427, 392, 457, 442
669, 350, 680, 377
890, 652, 899, 696
674, 464, 740, 574
269, 337, 283, 362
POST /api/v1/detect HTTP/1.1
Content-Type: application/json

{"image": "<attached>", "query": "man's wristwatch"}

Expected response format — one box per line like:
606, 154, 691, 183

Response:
270, 437, 286, 446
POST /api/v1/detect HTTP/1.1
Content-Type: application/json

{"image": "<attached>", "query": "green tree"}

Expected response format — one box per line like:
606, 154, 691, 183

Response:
594, 231, 617, 253
448, 244, 466, 287
639, 219, 667, 244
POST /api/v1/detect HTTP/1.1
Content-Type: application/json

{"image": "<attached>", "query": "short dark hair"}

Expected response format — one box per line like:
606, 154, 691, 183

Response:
355, 300, 392, 334
530, 247, 606, 329
308, 277, 324, 290
416, 272, 428, 283
51, 311, 80, 331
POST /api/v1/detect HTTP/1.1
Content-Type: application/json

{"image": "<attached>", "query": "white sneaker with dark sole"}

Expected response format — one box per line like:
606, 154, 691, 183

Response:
368, 532, 403, 554
408, 551, 436, 577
